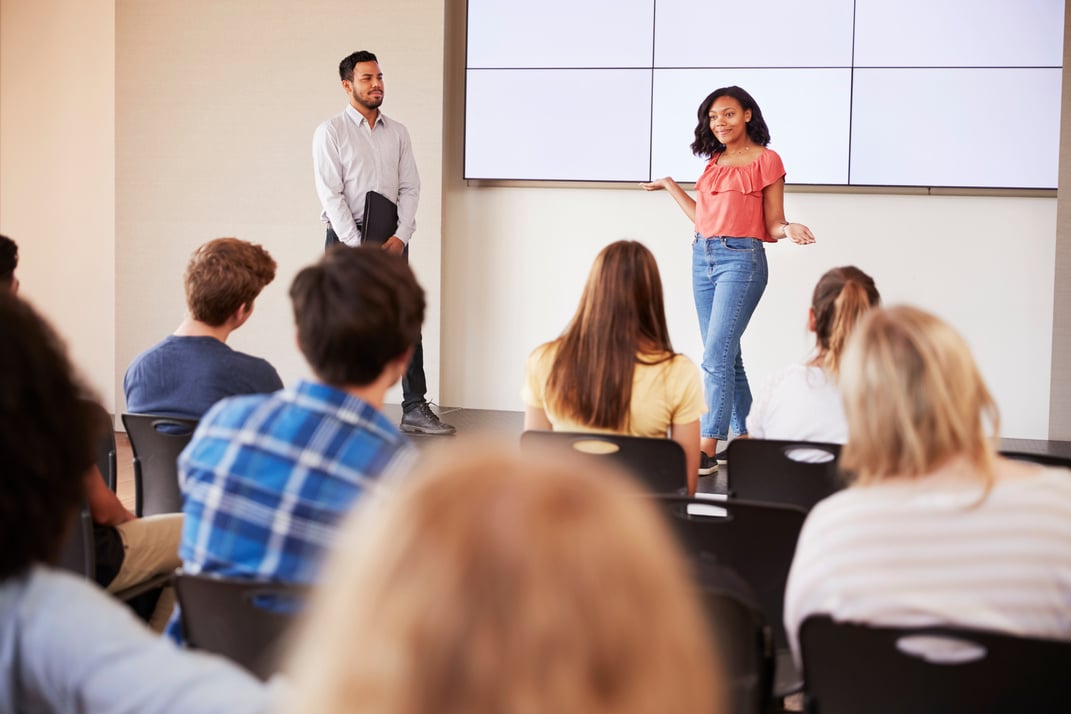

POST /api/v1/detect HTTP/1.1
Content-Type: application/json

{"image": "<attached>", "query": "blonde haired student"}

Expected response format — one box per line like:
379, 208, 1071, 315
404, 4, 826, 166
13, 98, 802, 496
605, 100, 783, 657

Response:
282, 439, 723, 714
784, 306, 1071, 662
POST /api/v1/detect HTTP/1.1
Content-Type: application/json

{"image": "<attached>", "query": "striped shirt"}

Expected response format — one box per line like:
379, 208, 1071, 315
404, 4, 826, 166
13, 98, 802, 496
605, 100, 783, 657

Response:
165, 380, 415, 640
784, 466, 1071, 661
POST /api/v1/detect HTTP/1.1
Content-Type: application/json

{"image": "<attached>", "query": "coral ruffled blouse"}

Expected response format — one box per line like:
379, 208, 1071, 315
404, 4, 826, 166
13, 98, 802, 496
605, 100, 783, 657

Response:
694, 148, 786, 242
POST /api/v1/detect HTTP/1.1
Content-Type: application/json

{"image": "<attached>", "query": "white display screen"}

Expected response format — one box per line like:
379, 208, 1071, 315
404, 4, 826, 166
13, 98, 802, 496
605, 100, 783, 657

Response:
464, 0, 1064, 189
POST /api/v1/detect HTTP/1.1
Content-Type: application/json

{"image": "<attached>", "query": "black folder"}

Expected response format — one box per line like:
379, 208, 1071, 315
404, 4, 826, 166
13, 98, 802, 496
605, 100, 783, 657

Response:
361, 190, 399, 245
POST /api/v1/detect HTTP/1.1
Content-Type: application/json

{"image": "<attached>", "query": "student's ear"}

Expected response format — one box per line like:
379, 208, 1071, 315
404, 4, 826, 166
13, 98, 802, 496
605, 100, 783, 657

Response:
808, 307, 816, 333
232, 301, 254, 328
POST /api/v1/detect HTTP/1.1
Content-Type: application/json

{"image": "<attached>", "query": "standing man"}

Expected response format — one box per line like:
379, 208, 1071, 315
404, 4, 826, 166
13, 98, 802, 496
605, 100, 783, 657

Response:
312, 50, 454, 436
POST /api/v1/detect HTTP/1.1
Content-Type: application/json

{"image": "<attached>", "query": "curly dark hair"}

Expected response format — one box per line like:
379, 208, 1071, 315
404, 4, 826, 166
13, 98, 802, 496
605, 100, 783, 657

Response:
290, 246, 425, 387
690, 86, 772, 159
0, 234, 18, 289
0, 294, 95, 579
339, 50, 379, 81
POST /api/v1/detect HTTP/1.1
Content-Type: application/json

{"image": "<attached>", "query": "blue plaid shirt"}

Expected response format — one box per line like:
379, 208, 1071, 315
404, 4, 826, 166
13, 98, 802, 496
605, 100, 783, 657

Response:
166, 379, 415, 640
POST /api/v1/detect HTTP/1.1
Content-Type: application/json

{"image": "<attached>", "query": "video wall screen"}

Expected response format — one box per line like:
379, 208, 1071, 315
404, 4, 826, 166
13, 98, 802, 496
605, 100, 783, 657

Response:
465, 0, 1063, 189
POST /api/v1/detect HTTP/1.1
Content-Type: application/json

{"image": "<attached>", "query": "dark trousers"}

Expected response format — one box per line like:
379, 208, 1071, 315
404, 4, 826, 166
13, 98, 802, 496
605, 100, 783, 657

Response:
326, 226, 427, 411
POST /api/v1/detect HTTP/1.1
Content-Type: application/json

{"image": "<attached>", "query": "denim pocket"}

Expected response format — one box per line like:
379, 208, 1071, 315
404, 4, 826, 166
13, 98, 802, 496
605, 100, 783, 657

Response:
721, 237, 758, 252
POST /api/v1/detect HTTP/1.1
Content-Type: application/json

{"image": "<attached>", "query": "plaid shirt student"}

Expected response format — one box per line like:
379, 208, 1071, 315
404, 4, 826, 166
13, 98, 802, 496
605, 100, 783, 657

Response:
165, 380, 415, 641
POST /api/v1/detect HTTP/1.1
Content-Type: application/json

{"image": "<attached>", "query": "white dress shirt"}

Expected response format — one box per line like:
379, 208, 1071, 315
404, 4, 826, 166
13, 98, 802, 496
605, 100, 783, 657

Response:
312, 105, 420, 246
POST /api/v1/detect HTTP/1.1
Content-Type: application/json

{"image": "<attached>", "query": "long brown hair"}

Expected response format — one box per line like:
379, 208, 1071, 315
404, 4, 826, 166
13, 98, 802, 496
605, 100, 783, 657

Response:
811, 265, 880, 375
545, 241, 675, 431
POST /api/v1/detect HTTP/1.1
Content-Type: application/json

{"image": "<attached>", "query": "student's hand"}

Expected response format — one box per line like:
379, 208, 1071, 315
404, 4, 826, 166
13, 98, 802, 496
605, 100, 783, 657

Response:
381, 236, 405, 255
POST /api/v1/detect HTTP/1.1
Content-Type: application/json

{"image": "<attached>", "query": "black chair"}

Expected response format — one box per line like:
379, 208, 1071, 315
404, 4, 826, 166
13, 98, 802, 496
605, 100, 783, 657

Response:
799, 615, 1071, 714
520, 430, 687, 494
174, 572, 308, 680
655, 496, 808, 698
56, 504, 171, 602
692, 559, 774, 714
83, 399, 118, 492
727, 438, 844, 511
121, 413, 199, 516
999, 449, 1071, 469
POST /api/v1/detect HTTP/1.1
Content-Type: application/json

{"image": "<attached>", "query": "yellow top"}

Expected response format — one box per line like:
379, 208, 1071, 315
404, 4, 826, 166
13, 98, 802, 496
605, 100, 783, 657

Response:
522, 343, 705, 437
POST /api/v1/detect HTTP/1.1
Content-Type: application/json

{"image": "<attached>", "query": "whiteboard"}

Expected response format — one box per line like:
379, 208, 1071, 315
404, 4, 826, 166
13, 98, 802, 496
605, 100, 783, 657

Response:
464, 0, 1064, 188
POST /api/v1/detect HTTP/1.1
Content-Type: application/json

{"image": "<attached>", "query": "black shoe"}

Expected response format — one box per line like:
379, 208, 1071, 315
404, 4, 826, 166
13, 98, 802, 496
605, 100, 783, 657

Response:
698, 452, 719, 475
400, 402, 456, 435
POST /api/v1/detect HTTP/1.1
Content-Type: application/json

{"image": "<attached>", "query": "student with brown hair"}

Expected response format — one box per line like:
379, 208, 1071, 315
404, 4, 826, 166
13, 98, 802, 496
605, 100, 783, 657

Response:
784, 306, 1071, 661
168, 246, 422, 641
282, 440, 723, 714
522, 240, 705, 493
747, 265, 880, 443
0, 293, 271, 713
124, 237, 283, 419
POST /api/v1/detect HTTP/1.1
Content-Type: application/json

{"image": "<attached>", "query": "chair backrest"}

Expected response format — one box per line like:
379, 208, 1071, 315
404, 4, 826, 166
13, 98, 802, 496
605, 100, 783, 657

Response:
56, 505, 96, 578
121, 413, 199, 517
655, 496, 807, 653
727, 438, 844, 511
82, 399, 118, 491
692, 559, 774, 714
799, 615, 1071, 714
174, 572, 308, 680
999, 450, 1071, 469
520, 430, 687, 494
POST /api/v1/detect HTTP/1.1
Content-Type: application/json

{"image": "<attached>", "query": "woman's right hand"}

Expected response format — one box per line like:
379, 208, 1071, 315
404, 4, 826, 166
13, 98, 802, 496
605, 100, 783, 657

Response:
639, 177, 677, 191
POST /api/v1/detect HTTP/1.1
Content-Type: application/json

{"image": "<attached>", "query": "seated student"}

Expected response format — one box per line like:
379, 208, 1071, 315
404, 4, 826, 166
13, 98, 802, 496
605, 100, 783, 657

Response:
0, 293, 271, 713
168, 246, 421, 640
747, 265, 879, 444
784, 306, 1071, 662
84, 458, 182, 631
281, 439, 722, 714
0, 234, 18, 293
522, 241, 705, 492
124, 237, 283, 419
7, 232, 181, 629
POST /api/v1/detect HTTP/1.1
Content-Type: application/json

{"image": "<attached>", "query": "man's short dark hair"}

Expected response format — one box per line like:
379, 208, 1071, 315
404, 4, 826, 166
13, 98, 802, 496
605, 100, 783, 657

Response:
339, 50, 379, 81
184, 237, 277, 327
0, 294, 95, 579
290, 246, 424, 387
0, 234, 18, 288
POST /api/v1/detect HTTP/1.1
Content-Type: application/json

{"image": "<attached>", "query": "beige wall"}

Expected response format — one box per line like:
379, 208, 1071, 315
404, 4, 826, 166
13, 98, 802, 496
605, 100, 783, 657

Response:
0, 0, 116, 410
1, 0, 1067, 439
115, 0, 446, 413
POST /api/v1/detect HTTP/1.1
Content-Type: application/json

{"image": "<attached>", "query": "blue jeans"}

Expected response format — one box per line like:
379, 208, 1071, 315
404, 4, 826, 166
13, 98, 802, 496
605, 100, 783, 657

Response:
692, 236, 768, 440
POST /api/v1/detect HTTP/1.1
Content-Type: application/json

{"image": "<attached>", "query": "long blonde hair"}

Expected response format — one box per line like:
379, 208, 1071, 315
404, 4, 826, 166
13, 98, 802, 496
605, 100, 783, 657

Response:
839, 306, 999, 486
282, 439, 722, 714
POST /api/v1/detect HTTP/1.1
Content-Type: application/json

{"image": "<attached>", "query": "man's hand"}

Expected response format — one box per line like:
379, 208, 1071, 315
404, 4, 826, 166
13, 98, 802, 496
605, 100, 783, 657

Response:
381, 236, 405, 255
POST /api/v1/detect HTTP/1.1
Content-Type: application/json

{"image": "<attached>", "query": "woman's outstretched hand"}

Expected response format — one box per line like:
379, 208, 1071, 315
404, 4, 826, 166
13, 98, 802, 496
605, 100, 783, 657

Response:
784, 222, 816, 245
639, 177, 676, 191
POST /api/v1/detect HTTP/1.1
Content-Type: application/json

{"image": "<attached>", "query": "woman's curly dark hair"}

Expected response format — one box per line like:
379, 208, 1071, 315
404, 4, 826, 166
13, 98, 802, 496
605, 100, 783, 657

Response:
0, 294, 95, 579
690, 85, 772, 159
